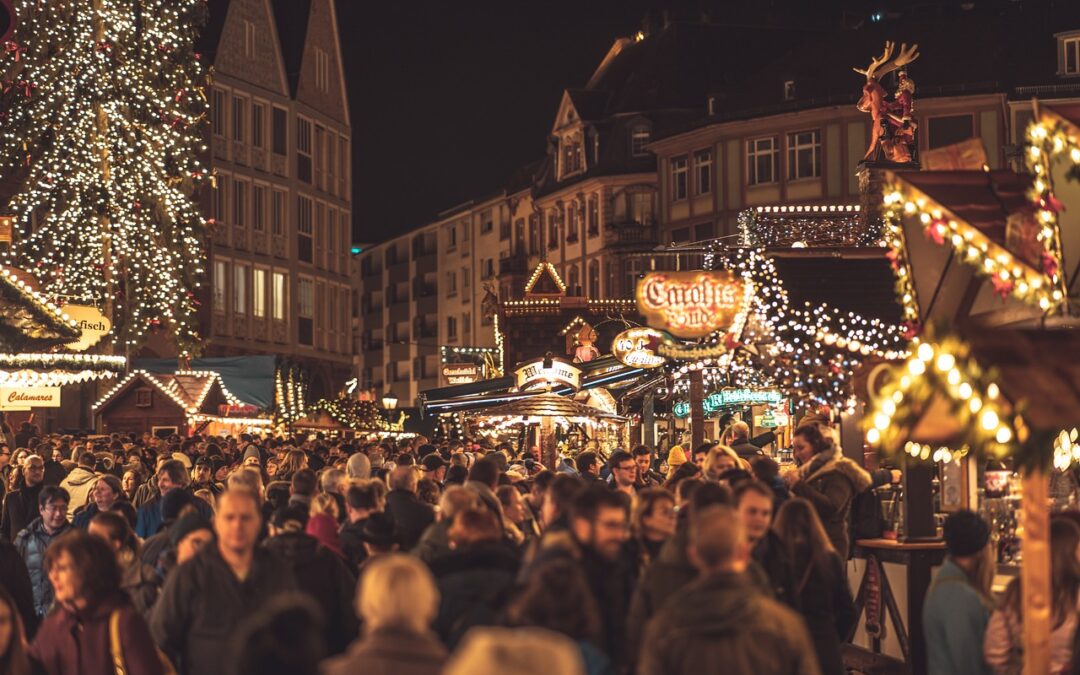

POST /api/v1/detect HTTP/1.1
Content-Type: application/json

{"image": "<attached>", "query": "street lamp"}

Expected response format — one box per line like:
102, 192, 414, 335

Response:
381, 393, 399, 410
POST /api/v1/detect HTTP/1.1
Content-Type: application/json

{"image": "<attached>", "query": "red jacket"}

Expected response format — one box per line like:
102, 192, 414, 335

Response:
30, 592, 165, 675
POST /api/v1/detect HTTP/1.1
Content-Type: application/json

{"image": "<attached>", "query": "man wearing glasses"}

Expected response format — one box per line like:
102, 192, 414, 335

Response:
607, 450, 639, 496
1, 454, 46, 541
14, 485, 71, 617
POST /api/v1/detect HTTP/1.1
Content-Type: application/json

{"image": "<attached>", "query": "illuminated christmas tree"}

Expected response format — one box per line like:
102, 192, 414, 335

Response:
0, 0, 210, 356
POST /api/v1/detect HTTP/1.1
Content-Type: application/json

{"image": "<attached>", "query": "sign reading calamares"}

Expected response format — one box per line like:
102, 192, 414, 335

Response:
636, 271, 751, 339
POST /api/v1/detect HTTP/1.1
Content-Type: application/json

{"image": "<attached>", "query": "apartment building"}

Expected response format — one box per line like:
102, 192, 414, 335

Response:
199, 0, 352, 399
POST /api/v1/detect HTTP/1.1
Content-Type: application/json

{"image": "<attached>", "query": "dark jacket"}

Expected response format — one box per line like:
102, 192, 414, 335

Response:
338, 517, 368, 572
71, 502, 102, 530
412, 520, 451, 565
751, 531, 800, 609
626, 513, 698, 655
31, 591, 164, 675
429, 541, 520, 649
321, 627, 446, 675
384, 489, 435, 551
0, 538, 37, 637
731, 440, 763, 459
1, 483, 43, 542
122, 557, 162, 621
15, 517, 72, 617
791, 455, 872, 561
149, 544, 296, 675
639, 571, 822, 675
261, 531, 358, 655
793, 552, 856, 675
135, 491, 213, 539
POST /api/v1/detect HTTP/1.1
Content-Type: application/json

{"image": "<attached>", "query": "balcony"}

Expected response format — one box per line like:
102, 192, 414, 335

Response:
388, 301, 409, 324
417, 294, 438, 317
387, 259, 409, 284
389, 341, 411, 361
603, 222, 658, 247
499, 253, 529, 276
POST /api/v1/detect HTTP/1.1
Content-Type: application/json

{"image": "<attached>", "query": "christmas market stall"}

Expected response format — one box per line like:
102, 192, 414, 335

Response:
0, 266, 126, 428
92, 370, 260, 437
293, 395, 414, 441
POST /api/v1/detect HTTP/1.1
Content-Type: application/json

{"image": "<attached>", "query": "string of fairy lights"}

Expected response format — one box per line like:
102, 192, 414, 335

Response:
0, 0, 210, 355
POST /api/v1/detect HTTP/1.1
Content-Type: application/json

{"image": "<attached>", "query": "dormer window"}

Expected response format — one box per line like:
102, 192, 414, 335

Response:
560, 134, 584, 180
631, 126, 651, 156
1060, 32, 1080, 76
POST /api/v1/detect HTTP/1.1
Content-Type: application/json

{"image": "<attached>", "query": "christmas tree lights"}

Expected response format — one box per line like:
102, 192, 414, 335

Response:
0, 0, 210, 355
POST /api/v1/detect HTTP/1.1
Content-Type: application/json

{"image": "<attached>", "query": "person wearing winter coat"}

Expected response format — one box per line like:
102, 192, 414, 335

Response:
1, 455, 45, 542
924, 510, 995, 675
984, 517, 1080, 674
71, 475, 125, 530
30, 530, 164, 675
638, 504, 821, 675
0, 537, 37, 639
786, 422, 872, 561
14, 487, 72, 618
383, 466, 435, 551
773, 498, 856, 675
150, 490, 297, 675
428, 508, 519, 649
58, 452, 98, 519
86, 511, 161, 621
262, 506, 358, 656
321, 554, 446, 675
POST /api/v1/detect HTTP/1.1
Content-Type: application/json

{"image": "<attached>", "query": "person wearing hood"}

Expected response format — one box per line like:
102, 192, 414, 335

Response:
785, 422, 872, 561
638, 504, 821, 675
262, 506, 358, 656
58, 451, 98, 518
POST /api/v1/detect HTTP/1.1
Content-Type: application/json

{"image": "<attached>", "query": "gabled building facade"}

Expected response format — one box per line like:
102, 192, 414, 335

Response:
199, 0, 352, 400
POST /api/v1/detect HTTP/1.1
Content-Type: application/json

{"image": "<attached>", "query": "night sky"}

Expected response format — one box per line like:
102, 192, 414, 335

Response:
336, 0, 656, 244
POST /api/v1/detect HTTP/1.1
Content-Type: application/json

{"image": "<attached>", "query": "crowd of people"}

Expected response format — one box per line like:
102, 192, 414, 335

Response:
0, 418, 1075, 674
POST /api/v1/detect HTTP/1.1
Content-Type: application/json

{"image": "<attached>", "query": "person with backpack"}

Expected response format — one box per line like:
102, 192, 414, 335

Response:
785, 422, 871, 561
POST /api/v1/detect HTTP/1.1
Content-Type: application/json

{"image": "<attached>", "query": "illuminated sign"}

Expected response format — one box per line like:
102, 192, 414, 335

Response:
636, 271, 752, 339
514, 358, 581, 391
63, 304, 112, 352
442, 363, 481, 385
0, 386, 61, 410
673, 389, 783, 418
612, 327, 666, 369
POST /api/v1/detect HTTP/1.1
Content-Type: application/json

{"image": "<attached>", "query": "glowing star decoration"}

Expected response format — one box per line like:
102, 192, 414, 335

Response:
636, 271, 752, 339
612, 327, 667, 369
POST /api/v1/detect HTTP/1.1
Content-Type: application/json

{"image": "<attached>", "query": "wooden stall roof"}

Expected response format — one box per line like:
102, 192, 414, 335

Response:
475, 391, 626, 421
0, 267, 80, 351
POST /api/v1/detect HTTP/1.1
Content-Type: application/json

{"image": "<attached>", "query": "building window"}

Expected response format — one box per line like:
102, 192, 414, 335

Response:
528, 215, 540, 254
566, 207, 578, 242
694, 222, 714, 241
694, 150, 712, 195
231, 96, 246, 143
561, 139, 583, 176
462, 312, 471, 339
671, 156, 688, 200
314, 125, 326, 189
446, 271, 457, 296
587, 196, 599, 237
298, 278, 313, 345
499, 217, 510, 241
243, 20, 255, 58
480, 211, 493, 234
211, 89, 226, 137
548, 213, 559, 249
271, 189, 285, 236
338, 136, 348, 197
252, 185, 265, 231
314, 47, 330, 92
462, 266, 470, 297
297, 195, 312, 262
296, 117, 312, 183
271, 107, 287, 156
135, 388, 153, 408
232, 179, 247, 227
631, 126, 651, 156
787, 130, 821, 180
233, 264, 247, 314
213, 259, 227, 312
447, 225, 457, 249
481, 258, 494, 279
213, 177, 228, 224
272, 271, 286, 321
253, 268, 267, 318
927, 114, 975, 150
446, 315, 457, 341
588, 259, 600, 298
747, 136, 779, 186
631, 192, 653, 225
672, 227, 691, 243
251, 103, 265, 149
625, 258, 644, 296
567, 265, 580, 294
1062, 35, 1080, 75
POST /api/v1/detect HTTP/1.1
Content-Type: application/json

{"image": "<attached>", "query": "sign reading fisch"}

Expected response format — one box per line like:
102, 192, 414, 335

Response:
0, 386, 61, 410
62, 304, 112, 352
636, 271, 751, 339
442, 363, 480, 386
612, 327, 667, 369
514, 358, 582, 391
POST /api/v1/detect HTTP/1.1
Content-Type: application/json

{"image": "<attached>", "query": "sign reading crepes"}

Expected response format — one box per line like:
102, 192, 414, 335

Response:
63, 304, 112, 352
442, 363, 480, 385
636, 271, 751, 339
0, 386, 61, 410
514, 358, 582, 391
612, 327, 666, 369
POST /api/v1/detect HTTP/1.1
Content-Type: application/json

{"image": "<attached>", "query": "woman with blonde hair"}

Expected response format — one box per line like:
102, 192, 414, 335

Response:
321, 554, 446, 675
772, 498, 855, 675
702, 445, 748, 482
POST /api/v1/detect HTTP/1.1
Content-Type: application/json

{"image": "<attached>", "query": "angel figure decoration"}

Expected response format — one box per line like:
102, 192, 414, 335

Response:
854, 41, 920, 164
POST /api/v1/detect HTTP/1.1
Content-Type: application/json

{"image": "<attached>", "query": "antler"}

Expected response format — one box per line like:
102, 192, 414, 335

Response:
874, 42, 919, 79
853, 41, 895, 80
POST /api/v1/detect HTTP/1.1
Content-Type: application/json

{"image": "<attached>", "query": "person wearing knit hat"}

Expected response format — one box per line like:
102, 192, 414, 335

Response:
170, 512, 214, 565
665, 445, 687, 479
242, 445, 262, 467
923, 509, 994, 675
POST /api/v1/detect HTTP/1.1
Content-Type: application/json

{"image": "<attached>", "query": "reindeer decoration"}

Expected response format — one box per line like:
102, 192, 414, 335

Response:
854, 41, 920, 163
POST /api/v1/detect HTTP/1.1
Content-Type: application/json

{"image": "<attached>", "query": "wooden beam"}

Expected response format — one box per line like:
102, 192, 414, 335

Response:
1021, 468, 1051, 675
